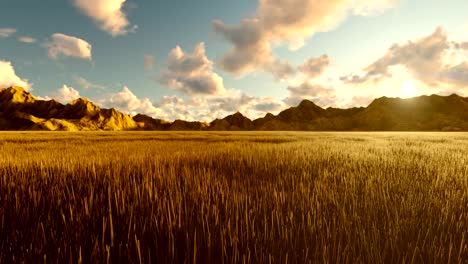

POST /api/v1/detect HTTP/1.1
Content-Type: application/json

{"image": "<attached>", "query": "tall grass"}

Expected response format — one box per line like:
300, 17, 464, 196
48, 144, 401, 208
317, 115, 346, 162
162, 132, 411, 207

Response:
1, 132, 468, 263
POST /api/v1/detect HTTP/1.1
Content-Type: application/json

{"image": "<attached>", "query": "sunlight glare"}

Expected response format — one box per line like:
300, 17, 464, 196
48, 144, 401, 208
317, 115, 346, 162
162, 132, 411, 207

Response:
400, 81, 418, 98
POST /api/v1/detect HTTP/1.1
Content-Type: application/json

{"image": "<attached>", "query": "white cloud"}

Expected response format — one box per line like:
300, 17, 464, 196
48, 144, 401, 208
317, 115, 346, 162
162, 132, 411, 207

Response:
0, 28, 16, 38
17, 36, 37, 43
101, 86, 162, 117
49, 85, 81, 103
45, 33, 92, 60
214, 0, 398, 77
72, 0, 135, 36
0, 60, 32, 90
192, 89, 286, 121
97, 85, 286, 122
160, 43, 225, 95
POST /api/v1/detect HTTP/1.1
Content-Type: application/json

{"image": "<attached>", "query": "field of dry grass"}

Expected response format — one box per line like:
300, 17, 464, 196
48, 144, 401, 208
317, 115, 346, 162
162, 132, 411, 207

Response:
1, 132, 468, 263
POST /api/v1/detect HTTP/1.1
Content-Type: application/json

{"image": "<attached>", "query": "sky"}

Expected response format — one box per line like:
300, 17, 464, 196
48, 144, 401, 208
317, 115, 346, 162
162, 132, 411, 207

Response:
1, 0, 468, 121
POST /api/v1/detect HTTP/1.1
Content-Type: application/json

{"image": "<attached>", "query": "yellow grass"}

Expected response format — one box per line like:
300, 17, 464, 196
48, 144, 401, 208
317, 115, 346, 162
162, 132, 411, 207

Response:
1, 132, 468, 263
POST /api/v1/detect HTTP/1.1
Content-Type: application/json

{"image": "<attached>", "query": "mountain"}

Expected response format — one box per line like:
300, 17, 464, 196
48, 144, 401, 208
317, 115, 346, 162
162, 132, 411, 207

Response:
2, 86, 468, 131
352, 94, 468, 131
133, 114, 171, 130
0, 86, 138, 131
209, 112, 254, 131
254, 94, 468, 131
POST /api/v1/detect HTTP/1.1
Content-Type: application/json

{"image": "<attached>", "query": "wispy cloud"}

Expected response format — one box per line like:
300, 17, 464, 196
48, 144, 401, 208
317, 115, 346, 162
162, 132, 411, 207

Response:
341, 27, 468, 89
298, 55, 330, 79
17, 36, 37, 43
73, 76, 106, 90
0, 28, 16, 38
144, 55, 156, 70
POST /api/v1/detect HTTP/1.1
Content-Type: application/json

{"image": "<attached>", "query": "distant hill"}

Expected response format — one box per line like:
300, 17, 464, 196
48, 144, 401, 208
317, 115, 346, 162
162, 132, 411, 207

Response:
1, 86, 468, 131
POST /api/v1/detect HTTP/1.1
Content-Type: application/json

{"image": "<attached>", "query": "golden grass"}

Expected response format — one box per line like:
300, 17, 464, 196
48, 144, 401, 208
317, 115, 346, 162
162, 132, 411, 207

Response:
1, 132, 468, 263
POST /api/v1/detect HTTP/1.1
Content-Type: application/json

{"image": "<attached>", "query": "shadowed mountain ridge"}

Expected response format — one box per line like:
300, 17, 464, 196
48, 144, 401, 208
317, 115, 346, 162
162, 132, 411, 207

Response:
1, 86, 468, 131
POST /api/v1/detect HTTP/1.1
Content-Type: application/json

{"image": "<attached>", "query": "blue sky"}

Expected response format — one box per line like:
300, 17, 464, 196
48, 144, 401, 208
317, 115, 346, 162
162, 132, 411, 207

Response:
1, 0, 468, 121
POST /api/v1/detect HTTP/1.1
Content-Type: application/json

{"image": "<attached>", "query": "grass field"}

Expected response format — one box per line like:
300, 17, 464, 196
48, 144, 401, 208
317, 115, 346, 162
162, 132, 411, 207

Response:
1, 132, 468, 263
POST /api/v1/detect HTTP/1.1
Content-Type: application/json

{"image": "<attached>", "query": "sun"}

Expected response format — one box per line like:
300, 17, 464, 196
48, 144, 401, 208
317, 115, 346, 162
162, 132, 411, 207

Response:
400, 81, 418, 98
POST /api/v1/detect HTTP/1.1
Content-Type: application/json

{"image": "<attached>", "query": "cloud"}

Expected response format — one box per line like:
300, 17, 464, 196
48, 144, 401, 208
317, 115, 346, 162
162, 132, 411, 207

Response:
265, 59, 295, 80
154, 95, 194, 120
284, 81, 336, 106
97, 85, 286, 122
441, 62, 468, 86
101, 86, 162, 116
49, 85, 81, 103
0, 28, 16, 38
352, 0, 398, 15
0, 60, 32, 90
45, 33, 92, 60
159, 43, 225, 95
144, 55, 156, 70
298, 55, 330, 78
253, 97, 284, 112
17, 36, 37, 43
342, 27, 468, 89
203, 90, 286, 121
348, 27, 448, 85
214, 0, 398, 77
73, 76, 106, 90
72, 0, 135, 36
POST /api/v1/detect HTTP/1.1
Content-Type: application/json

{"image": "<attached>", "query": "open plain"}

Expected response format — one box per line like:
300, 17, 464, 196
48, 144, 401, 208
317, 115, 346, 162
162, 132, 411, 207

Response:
1, 132, 468, 263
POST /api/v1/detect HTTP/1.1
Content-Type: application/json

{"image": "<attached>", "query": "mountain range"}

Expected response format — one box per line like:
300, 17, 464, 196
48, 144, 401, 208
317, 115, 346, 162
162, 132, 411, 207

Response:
1, 86, 468, 131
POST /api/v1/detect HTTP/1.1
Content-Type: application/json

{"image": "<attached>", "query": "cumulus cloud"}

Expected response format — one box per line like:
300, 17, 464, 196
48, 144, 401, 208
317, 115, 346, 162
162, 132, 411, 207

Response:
17, 36, 37, 43
0, 60, 31, 90
214, 0, 398, 78
101, 86, 162, 117
298, 55, 330, 78
159, 43, 225, 95
144, 54, 156, 70
72, 0, 135, 36
73, 76, 106, 90
45, 33, 92, 60
98, 85, 286, 122
49, 85, 81, 103
0, 28, 16, 38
